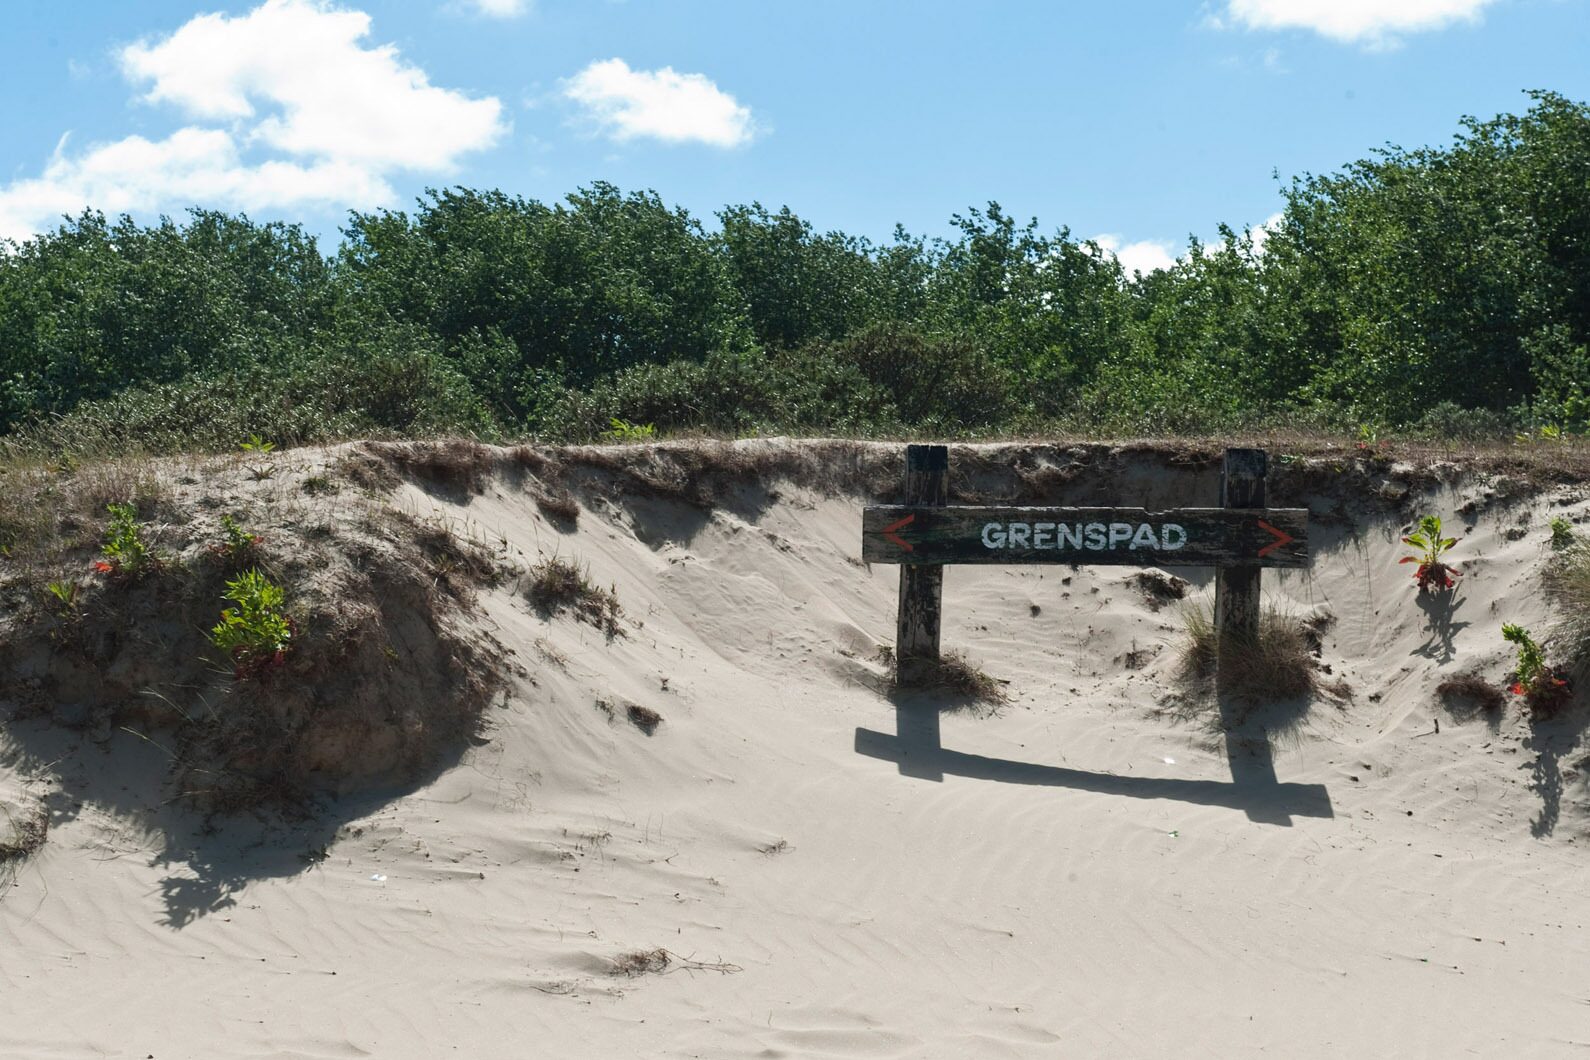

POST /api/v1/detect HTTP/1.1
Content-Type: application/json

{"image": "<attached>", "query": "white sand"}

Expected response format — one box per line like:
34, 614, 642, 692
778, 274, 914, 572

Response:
4, 446, 1589, 1057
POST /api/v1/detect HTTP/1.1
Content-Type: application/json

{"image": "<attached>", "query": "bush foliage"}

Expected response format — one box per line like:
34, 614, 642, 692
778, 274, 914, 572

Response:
3, 93, 1589, 454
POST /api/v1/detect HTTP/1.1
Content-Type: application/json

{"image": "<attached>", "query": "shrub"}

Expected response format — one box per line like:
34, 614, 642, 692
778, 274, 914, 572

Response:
208, 569, 294, 679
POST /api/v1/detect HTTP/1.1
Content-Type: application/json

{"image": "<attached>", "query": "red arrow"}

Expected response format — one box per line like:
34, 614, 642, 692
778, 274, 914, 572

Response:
882, 513, 916, 552
1256, 519, 1294, 558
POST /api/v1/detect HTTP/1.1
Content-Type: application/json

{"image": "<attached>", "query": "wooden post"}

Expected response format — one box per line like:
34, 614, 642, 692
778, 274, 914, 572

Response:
896, 444, 948, 685
1215, 448, 1266, 681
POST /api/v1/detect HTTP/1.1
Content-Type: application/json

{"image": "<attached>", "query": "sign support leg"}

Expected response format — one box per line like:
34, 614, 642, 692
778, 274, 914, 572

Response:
1215, 447, 1267, 686
897, 444, 948, 686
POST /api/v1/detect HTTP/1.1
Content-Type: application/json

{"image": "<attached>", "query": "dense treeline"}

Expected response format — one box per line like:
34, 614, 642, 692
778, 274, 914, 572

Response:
2, 91, 1586, 454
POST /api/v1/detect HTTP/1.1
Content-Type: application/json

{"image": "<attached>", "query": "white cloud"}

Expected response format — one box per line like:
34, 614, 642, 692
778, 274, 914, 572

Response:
122, 0, 504, 170
1093, 234, 1179, 277
467, 0, 530, 16
1, 0, 504, 242
563, 58, 755, 147
0, 129, 391, 241
1247, 211, 1285, 255
1220, 0, 1498, 45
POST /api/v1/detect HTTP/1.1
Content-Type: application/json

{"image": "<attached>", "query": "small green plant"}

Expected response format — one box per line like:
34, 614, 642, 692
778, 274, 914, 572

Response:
208, 569, 294, 679
1549, 517, 1577, 550
1355, 423, 1381, 453
1400, 514, 1460, 592
215, 514, 263, 562
302, 474, 338, 496
96, 503, 158, 579
601, 418, 656, 443
1516, 424, 1566, 444
241, 434, 277, 479
240, 434, 276, 455
1502, 623, 1570, 715
45, 580, 82, 618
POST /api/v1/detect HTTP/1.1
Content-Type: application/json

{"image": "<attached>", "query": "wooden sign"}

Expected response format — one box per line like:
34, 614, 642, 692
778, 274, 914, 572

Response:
871, 445, 1308, 686
863, 505, 1306, 567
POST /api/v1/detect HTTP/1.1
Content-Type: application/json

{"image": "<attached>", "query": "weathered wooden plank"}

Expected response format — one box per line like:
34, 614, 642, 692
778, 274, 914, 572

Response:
1216, 450, 1267, 686
896, 445, 948, 685
862, 504, 1307, 568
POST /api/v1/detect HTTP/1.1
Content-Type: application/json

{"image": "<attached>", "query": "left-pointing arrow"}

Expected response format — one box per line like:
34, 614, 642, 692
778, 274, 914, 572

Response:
882, 513, 915, 552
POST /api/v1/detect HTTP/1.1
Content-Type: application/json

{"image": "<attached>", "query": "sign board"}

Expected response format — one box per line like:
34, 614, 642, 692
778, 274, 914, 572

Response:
862, 505, 1307, 568
869, 445, 1310, 687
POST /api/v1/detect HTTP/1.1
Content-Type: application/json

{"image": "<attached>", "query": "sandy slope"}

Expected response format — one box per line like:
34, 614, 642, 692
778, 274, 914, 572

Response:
4, 442, 1589, 1058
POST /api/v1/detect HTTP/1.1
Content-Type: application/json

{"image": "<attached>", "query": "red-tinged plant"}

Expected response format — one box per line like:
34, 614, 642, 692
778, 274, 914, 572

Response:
210, 514, 264, 567
1503, 623, 1572, 716
1400, 514, 1460, 592
96, 503, 161, 581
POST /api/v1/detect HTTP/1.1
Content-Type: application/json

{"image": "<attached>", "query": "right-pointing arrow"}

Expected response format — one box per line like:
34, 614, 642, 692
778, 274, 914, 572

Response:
1256, 519, 1295, 558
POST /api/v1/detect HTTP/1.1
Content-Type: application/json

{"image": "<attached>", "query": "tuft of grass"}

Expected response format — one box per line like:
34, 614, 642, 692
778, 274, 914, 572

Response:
1180, 604, 1318, 702
526, 556, 623, 638
1436, 673, 1507, 715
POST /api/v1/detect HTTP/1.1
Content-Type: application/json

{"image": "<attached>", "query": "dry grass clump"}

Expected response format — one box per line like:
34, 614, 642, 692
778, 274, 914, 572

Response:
332, 447, 402, 492
373, 439, 495, 495
1544, 543, 1590, 682
525, 556, 624, 638
1181, 605, 1318, 702
892, 649, 1008, 705
1436, 673, 1508, 716
400, 514, 504, 601
626, 703, 663, 735
531, 485, 579, 526
607, 947, 741, 977
1129, 569, 1189, 612
610, 949, 671, 976
0, 803, 49, 862
0, 469, 54, 561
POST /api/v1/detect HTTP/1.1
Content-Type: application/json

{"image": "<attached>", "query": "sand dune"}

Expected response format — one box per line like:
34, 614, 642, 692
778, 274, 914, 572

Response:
3, 440, 1588, 1057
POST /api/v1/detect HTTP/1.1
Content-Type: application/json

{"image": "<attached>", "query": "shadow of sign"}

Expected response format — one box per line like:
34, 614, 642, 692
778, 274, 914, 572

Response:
855, 701, 1333, 827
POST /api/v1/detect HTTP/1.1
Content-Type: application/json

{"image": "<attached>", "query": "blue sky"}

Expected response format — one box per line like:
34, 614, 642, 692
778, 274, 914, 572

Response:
2, 0, 1586, 272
